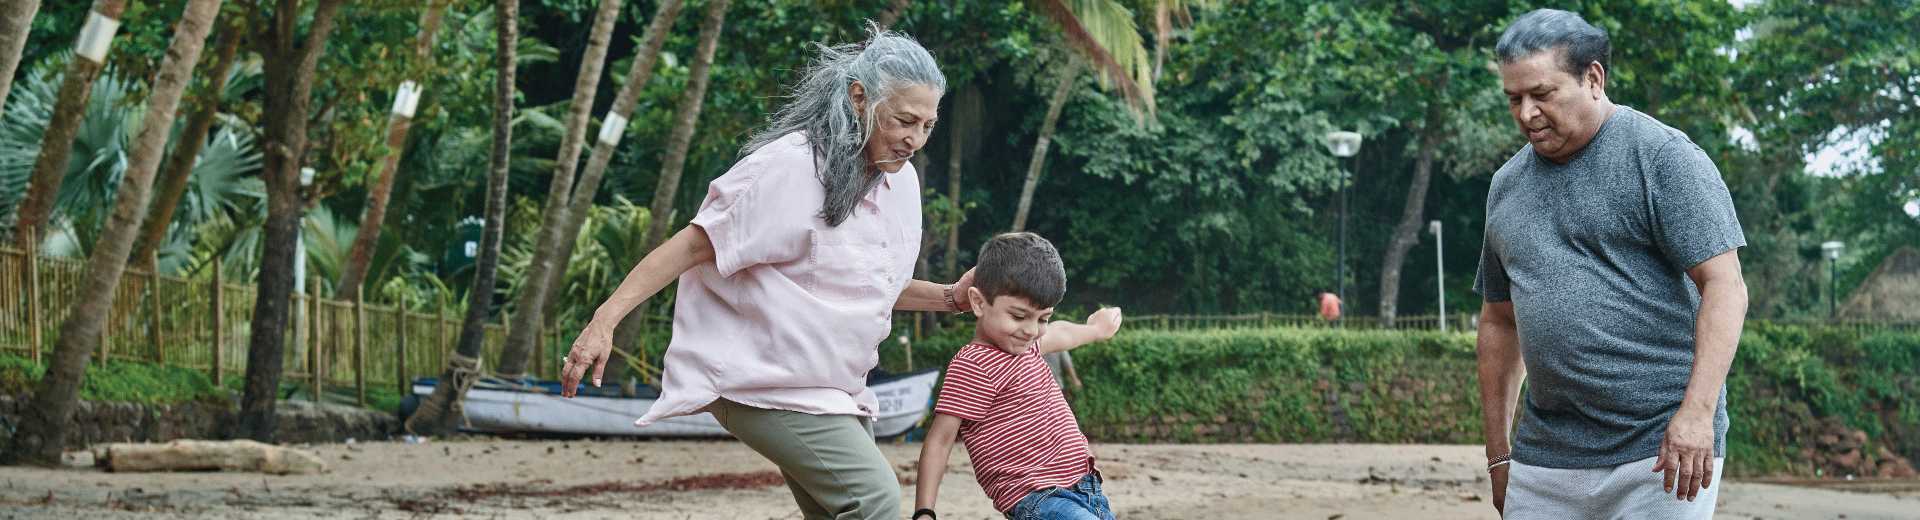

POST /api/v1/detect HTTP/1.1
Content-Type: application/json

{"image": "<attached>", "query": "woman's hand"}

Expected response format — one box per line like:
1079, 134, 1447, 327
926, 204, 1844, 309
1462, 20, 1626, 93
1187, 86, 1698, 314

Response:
560, 322, 614, 397
950, 268, 976, 312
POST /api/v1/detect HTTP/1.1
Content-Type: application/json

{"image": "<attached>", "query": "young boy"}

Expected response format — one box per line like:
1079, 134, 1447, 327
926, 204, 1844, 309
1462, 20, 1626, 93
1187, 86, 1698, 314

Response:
912, 232, 1124, 520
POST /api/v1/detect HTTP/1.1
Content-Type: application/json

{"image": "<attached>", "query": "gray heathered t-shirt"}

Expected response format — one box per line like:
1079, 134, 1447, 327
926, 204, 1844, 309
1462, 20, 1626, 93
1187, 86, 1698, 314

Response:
1473, 105, 1746, 469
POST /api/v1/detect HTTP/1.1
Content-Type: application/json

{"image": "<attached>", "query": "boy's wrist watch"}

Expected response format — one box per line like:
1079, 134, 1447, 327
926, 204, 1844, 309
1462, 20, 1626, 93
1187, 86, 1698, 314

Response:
913, 508, 937, 520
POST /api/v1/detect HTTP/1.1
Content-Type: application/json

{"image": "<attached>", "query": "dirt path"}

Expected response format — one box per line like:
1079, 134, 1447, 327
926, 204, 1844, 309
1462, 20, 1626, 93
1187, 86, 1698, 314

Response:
0, 440, 1912, 519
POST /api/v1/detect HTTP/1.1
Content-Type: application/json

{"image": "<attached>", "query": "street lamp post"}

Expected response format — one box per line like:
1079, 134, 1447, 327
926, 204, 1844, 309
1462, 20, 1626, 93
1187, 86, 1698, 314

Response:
1822, 241, 1844, 318
1323, 131, 1362, 319
1430, 220, 1444, 332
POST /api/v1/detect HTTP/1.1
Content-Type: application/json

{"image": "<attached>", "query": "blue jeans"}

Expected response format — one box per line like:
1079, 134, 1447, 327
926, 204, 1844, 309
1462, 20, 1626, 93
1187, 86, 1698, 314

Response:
1005, 474, 1114, 520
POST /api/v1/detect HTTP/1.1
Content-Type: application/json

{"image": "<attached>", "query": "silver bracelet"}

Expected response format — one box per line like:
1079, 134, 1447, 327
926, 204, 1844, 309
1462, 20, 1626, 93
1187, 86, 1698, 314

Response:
943, 284, 960, 311
1487, 453, 1513, 472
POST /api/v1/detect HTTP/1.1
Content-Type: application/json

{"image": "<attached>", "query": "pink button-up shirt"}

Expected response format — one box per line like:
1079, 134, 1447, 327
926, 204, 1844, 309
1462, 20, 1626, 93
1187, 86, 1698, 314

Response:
635, 132, 922, 426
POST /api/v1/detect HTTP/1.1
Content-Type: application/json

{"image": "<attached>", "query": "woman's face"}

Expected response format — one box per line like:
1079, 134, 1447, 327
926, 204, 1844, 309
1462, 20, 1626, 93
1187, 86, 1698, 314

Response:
852, 83, 940, 174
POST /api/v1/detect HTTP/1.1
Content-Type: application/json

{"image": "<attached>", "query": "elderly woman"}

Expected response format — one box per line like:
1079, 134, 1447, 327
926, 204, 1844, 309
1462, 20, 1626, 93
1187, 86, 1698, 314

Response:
559, 28, 966, 519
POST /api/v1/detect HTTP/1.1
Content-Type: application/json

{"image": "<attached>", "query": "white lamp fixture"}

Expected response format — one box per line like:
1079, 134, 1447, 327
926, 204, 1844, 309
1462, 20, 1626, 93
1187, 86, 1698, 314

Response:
391, 81, 423, 118
597, 113, 628, 146
1821, 241, 1844, 260
1323, 131, 1363, 158
75, 11, 121, 63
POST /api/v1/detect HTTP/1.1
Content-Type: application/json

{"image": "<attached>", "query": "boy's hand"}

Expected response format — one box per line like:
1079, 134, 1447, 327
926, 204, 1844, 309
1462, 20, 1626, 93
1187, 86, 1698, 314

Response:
1089, 307, 1123, 339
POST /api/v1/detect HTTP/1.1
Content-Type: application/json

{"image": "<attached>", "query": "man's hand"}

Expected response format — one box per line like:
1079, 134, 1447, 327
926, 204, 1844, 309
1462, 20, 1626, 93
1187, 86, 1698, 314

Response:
1490, 463, 1510, 514
1653, 408, 1717, 501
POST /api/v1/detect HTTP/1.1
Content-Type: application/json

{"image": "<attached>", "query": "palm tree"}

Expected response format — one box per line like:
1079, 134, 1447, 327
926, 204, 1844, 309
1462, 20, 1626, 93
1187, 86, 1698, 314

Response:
492, 0, 628, 378
406, 0, 518, 437
9, 0, 128, 247
1009, 0, 1156, 232
332, 1, 451, 301
132, 16, 248, 265
234, 0, 347, 443
494, 0, 684, 379
1, 0, 224, 466
0, 63, 136, 246
605, 0, 733, 386
0, 0, 41, 118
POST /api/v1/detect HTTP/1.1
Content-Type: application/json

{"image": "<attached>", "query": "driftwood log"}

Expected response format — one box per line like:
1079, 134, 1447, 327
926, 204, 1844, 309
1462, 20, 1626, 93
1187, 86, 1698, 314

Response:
94, 440, 328, 475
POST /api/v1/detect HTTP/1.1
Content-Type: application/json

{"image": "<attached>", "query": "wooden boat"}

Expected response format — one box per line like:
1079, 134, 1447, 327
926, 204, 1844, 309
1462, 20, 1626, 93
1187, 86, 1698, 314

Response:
402, 369, 941, 438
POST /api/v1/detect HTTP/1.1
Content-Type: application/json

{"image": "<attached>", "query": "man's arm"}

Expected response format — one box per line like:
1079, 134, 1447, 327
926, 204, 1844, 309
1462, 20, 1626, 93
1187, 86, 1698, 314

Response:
913, 414, 965, 518
1655, 249, 1747, 501
1038, 307, 1123, 355
895, 269, 976, 312
1475, 300, 1523, 514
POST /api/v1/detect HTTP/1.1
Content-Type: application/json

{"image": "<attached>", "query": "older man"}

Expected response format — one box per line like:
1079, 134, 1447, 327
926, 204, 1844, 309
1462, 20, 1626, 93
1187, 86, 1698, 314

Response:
1473, 9, 1749, 519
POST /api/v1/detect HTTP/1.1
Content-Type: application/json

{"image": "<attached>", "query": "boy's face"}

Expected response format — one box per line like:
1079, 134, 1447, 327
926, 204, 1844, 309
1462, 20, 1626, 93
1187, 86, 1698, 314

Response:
968, 287, 1054, 355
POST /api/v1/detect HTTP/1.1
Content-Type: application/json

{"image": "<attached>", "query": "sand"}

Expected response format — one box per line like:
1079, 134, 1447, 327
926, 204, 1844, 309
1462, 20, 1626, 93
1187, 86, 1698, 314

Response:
0, 440, 1913, 519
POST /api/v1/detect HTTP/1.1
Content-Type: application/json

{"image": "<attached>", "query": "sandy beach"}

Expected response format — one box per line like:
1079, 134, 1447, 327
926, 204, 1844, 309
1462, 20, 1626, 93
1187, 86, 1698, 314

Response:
0, 439, 1913, 519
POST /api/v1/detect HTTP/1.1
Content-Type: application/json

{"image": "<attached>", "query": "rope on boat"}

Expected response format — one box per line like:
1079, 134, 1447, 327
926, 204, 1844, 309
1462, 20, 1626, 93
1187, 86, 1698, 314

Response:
403, 353, 483, 434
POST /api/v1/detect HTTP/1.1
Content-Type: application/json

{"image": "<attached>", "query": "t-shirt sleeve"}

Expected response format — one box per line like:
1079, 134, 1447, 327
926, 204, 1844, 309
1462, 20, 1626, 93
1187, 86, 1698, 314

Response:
1649, 140, 1747, 270
1474, 229, 1512, 302
688, 153, 815, 277
933, 352, 995, 421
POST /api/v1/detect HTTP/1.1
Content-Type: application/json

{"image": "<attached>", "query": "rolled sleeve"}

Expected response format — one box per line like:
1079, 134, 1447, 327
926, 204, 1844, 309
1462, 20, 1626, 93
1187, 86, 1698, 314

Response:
689, 155, 814, 277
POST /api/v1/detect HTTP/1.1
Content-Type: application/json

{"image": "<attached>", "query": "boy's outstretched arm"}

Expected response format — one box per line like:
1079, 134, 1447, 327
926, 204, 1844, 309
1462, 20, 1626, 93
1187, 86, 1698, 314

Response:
1039, 307, 1123, 355
914, 414, 965, 518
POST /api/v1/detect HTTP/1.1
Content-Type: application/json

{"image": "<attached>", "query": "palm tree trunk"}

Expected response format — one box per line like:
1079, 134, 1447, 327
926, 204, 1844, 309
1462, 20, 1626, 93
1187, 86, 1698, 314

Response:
519, 0, 685, 384
493, 0, 626, 378
132, 21, 246, 264
406, 0, 517, 437
0, 0, 222, 466
943, 83, 979, 279
235, 0, 346, 443
333, 2, 450, 300
9, 0, 126, 247
1152, 0, 1169, 80
1378, 99, 1445, 327
600, 0, 730, 387
0, 0, 42, 119
1011, 63, 1077, 232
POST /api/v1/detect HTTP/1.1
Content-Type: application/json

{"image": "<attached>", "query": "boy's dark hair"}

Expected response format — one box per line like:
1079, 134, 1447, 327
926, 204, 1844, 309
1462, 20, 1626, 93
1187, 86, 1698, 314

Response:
973, 232, 1066, 308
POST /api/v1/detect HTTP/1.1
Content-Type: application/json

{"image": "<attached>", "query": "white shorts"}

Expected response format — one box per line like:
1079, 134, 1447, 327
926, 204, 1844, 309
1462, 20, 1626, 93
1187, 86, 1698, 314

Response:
1506, 455, 1723, 520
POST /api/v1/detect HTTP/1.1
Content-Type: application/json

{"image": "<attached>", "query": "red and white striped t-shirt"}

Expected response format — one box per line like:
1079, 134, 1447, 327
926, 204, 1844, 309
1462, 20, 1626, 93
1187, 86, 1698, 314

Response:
934, 342, 1095, 512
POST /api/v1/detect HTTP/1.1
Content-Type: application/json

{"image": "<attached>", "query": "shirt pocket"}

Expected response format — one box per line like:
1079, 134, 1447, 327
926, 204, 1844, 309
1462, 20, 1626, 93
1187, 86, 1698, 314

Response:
809, 231, 888, 303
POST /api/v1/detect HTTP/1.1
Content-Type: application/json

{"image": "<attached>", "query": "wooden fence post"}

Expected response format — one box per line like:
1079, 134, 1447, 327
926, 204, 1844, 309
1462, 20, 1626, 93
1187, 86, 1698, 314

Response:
310, 277, 323, 402
211, 256, 224, 386
354, 293, 366, 407
147, 250, 163, 363
395, 305, 408, 397
437, 298, 449, 366
24, 228, 41, 364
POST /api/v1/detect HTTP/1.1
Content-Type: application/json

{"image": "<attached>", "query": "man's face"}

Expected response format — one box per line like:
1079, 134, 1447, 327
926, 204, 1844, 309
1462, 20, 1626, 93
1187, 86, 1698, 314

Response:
1499, 50, 1610, 163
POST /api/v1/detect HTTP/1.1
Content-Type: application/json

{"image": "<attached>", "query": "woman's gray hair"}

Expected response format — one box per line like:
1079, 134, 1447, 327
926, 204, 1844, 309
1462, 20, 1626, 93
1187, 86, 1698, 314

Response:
741, 24, 946, 226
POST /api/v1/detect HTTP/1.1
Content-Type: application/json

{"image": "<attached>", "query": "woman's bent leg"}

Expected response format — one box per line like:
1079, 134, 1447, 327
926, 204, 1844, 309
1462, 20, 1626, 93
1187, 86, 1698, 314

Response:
711, 399, 900, 520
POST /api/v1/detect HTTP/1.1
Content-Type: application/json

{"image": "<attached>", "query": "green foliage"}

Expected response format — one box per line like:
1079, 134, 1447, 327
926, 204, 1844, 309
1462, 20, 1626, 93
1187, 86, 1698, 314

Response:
882, 323, 1920, 477
0, 353, 229, 406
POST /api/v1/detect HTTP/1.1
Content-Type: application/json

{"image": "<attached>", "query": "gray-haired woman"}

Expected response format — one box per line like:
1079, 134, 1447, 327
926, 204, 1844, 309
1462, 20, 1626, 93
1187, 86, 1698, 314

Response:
559, 28, 970, 519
